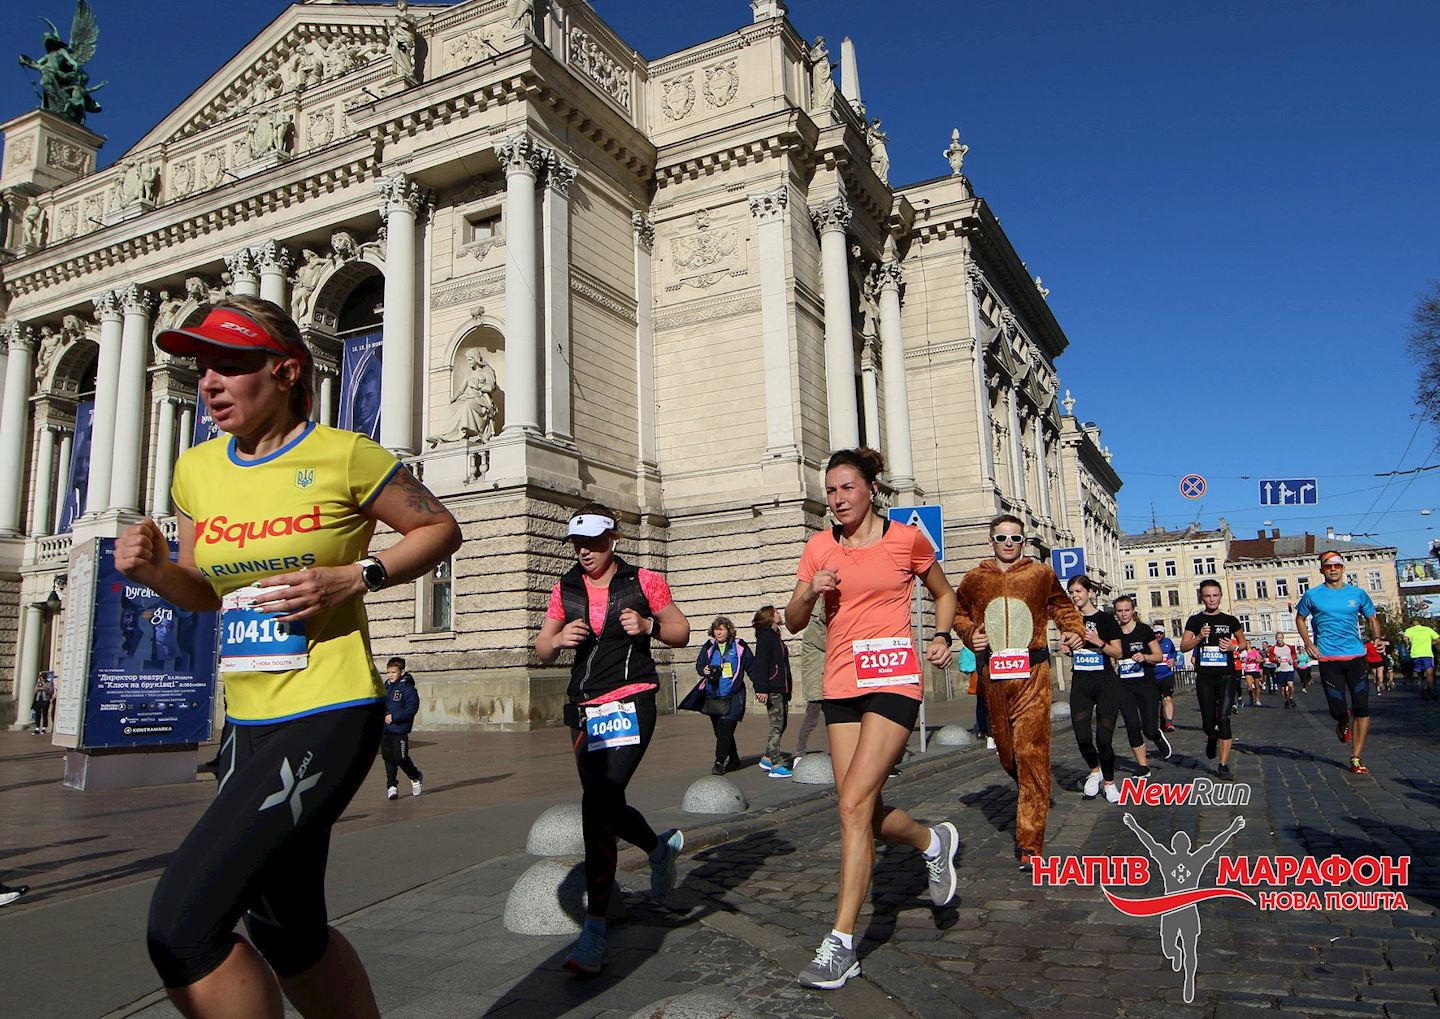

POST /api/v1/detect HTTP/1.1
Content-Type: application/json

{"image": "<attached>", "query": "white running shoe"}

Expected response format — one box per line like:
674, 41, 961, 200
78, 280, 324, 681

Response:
411, 779, 422, 797
386, 786, 398, 800
1104, 783, 1121, 805
1083, 771, 1102, 798
986, 736, 997, 751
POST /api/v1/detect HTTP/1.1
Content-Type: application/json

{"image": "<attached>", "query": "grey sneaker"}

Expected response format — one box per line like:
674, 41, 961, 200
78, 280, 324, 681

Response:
649, 828, 684, 899
797, 933, 860, 989
925, 821, 959, 906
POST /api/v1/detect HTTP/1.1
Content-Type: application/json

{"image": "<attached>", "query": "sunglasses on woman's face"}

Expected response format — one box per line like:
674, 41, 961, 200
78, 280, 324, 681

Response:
992, 534, 1025, 545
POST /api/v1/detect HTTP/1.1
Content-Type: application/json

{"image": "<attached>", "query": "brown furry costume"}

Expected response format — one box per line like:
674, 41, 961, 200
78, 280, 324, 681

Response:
953, 558, 1084, 857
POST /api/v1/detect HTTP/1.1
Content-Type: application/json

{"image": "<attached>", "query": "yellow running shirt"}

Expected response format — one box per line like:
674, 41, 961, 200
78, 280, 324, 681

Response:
172, 422, 401, 724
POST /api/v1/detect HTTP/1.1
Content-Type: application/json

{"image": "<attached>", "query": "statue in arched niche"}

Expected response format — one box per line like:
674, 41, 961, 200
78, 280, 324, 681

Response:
427, 348, 498, 446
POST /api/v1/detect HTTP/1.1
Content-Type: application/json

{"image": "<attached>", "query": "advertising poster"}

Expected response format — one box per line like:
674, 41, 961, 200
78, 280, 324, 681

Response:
80, 538, 218, 749
338, 330, 383, 440
57, 400, 94, 533
192, 386, 223, 446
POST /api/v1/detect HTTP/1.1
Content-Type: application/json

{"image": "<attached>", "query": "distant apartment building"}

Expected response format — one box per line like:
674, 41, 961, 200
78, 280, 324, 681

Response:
1118, 523, 1231, 636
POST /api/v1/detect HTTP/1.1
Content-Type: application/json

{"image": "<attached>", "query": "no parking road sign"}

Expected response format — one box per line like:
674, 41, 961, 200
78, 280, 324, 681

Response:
1180, 474, 1207, 500
887, 504, 944, 561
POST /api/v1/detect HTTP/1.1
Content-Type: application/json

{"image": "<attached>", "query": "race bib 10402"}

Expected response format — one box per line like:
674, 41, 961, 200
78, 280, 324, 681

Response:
989, 648, 1030, 682
852, 637, 921, 688
219, 584, 307, 674
1073, 648, 1106, 672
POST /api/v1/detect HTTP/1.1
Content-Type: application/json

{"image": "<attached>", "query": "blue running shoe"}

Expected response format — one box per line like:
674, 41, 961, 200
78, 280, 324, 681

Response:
758, 756, 775, 771
563, 924, 606, 977
768, 763, 794, 778
650, 828, 684, 899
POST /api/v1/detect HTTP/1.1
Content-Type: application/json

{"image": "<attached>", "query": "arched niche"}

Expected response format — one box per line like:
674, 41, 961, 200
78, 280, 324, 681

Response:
43, 329, 99, 403
306, 254, 385, 335
429, 317, 505, 444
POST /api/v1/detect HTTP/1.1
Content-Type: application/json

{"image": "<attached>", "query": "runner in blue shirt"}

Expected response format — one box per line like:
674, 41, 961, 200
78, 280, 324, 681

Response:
1151, 622, 1179, 734
1294, 550, 1386, 775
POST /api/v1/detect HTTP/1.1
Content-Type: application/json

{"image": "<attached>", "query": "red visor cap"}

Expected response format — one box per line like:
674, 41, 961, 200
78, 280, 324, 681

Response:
155, 307, 303, 360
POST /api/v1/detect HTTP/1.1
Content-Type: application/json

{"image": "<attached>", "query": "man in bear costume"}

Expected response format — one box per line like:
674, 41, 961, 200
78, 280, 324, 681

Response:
953, 514, 1085, 867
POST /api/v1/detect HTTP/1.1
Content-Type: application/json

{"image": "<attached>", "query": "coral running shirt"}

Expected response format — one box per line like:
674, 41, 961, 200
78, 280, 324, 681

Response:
172, 422, 401, 724
797, 521, 936, 702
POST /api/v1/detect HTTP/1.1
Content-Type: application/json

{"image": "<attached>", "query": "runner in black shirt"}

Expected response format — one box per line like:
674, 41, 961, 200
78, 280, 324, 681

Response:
1113, 595, 1171, 776
1066, 575, 1124, 803
1179, 579, 1247, 779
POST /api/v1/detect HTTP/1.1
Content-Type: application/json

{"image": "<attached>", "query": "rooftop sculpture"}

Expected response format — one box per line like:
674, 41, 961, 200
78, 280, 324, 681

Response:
18, 0, 105, 126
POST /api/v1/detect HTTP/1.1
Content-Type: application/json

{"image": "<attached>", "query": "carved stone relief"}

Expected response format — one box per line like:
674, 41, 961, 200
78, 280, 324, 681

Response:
568, 27, 630, 107
307, 107, 335, 148
8, 137, 34, 168
171, 158, 196, 198
46, 138, 88, 174
199, 148, 226, 189
445, 25, 504, 72
703, 61, 738, 108
669, 208, 741, 290
661, 75, 695, 121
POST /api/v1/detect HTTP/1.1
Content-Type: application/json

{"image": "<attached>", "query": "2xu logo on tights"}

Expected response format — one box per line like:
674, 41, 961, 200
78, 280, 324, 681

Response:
197, 506, 322, 548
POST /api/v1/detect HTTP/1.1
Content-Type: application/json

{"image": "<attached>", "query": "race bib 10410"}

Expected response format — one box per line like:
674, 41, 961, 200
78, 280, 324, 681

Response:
219, 584, 307, 674
852, 637, 921, 688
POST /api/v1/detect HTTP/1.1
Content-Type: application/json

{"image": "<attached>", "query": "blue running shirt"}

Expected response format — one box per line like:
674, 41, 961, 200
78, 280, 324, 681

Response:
1295, 584, 1375, 659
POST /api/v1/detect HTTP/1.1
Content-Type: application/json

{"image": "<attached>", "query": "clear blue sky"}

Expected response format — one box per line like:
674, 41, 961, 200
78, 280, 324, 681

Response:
7, 1, 1438, 557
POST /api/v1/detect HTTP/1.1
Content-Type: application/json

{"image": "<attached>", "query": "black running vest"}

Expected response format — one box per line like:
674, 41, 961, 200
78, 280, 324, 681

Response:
558, 558, 659, 702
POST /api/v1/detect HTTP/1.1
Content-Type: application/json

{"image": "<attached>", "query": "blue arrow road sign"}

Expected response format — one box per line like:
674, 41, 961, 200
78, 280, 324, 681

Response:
1259, 479, 1318, 506
1051, 546, 1086, 581
888, 505, 944, 561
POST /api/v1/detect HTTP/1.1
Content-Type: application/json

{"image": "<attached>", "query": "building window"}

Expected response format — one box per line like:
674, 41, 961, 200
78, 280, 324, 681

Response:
1234, 581, 1247, 601
1346, 571, 1358, 586
1276, 577, 1289, 597
464, 211, 500, 244
1148, 560, 1159, 579
420, 556, 454, 632
1192, 558, 1203, 575
1165, 560, 1177, 577
1367, 569, 1383, 593
1150, 591, 1163, 608
1171, 617, 1184, 638
1124, 562, 1135, 582
1259, 610, 1273, 633
1168, 589, 1181, 606
1239, 613, 1252, 632
1206, 557, 1217, 575
1255, 579, 1268, 599
1297, 576, 1310, 594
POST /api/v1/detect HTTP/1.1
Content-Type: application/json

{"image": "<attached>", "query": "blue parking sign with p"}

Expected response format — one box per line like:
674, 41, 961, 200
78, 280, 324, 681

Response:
1052, 547, 1085, 580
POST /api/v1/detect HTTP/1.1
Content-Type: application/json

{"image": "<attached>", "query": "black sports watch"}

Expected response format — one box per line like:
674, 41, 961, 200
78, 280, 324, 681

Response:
357, 557, 388, 593
930, 631, 954, 647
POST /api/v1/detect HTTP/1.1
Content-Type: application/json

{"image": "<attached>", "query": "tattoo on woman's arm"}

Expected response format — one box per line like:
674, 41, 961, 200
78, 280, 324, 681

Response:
393, 468, 446, 516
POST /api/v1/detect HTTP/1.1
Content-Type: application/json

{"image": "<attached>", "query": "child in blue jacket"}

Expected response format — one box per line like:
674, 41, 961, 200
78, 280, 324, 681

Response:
382, 656, 423, 799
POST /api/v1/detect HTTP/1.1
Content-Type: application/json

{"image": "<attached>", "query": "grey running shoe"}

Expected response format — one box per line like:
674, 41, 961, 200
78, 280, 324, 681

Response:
650, 828, 684, 899
797, 933, 860, 989
925, 821, 959, 906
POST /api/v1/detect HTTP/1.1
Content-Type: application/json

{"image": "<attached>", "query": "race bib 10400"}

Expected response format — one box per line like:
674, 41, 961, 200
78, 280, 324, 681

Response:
584, 700, 640, 750
219, 584, 307, 674
852, 637, 921, 688
1118, 659, 1146, 679
989, 648, 1030, 682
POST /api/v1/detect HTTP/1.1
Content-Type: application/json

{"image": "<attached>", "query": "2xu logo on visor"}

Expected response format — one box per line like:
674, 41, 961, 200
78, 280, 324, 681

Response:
198, 506, 321, 548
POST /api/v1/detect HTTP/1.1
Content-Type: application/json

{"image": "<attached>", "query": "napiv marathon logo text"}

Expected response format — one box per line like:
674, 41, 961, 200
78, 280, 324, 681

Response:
1026, 778, 1412, 1004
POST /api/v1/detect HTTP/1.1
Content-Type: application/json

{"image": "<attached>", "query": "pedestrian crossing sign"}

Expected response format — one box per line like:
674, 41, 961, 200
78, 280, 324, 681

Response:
887, 504, 944, 561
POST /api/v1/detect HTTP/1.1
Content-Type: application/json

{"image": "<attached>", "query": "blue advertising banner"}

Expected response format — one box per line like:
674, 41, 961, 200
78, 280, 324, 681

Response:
193, 386, 223, 447
58, 400, 94, 533
338, 330, 383, 440
81, 538, 218, 749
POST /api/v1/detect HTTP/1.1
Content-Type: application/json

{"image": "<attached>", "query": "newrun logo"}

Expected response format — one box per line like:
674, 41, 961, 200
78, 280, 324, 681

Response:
1117, 776, 1251, 807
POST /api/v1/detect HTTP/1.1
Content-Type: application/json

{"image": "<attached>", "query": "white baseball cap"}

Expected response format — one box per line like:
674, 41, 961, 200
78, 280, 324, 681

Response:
566, 513, 615, 539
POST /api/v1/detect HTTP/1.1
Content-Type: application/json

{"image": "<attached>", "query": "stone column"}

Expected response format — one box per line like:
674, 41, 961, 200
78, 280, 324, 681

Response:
86, 290, 124, 515
542, 155, 576, 443
811, 196, 858, 450
964, 265, 995, 487
317, 366, 337, 427
1007, 388, 1025, 504
1032, 418, 1051, 520
110, 285, 156, 514
52, 428, 72, 532
177, 404, 194, 456
225, 248, 260, 297
496, 133, 544, 435
28, 424, 58, 538
859, 339, 880, 449
875, 259, 915, 491
631, 213, 658, 471
150, 397, 178, 516
11, 603, 44, 730
254, 241, 292, 308
747, 187, 799, 458
0, 325, 36, 536
378, 173, 425, 455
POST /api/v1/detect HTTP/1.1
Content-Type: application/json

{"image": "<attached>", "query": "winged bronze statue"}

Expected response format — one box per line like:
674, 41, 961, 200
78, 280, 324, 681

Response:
19, 0, 105, 125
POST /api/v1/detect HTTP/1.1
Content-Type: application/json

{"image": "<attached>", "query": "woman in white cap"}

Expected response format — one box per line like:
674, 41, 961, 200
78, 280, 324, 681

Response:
115, 295, 460, 1018
536, 502, 691, 977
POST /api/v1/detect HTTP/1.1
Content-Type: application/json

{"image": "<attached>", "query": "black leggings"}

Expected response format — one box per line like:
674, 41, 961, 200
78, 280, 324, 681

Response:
147, 704, 382, 988
709, 715, 740, 767
1320, 658, 1370, 720
1196, 671, 1236, 741
1069, 671, 1118, 781
1117, 680, 1162, 749
572, 693, 660, 918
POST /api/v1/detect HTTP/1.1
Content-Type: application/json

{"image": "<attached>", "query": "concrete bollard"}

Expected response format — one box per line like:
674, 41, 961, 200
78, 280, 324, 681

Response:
625, 992, 759, 1019
502, 858, 624, 935
681, 775, 748, 814
790, 753, 834, 785
1050, 701, 1071, 720
933, 724, 976, 747
525, 803, 585, 857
